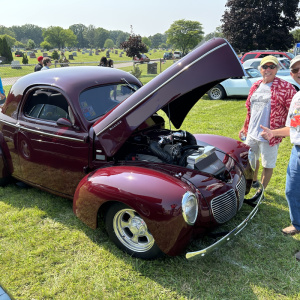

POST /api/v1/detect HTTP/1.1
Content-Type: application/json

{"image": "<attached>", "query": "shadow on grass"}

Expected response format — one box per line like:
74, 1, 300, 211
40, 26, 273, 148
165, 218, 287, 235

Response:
0, 182, 299, 299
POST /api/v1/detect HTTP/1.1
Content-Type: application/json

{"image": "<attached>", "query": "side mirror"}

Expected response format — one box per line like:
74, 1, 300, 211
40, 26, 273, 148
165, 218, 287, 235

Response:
57, 118, 72, 127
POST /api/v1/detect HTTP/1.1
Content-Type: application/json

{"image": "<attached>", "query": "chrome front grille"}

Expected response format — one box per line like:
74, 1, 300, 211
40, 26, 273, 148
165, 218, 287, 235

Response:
211, 189, 237, 224
236, 176, 246, 210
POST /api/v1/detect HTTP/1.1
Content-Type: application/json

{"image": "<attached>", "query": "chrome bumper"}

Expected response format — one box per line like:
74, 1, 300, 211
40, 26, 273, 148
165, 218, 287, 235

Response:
186, 183, 264, 260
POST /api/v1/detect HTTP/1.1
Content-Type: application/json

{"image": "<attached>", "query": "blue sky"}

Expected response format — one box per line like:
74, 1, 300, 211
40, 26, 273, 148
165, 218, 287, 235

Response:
1, 0, 228, 36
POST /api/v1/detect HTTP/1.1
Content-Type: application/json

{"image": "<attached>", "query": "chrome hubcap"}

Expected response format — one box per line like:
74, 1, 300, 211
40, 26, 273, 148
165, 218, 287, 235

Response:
113, 208, 154, 252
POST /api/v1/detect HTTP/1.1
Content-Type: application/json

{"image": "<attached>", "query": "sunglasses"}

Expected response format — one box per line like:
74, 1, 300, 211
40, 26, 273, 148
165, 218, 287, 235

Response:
291, 68, 300, 74
261, 64, 276, 70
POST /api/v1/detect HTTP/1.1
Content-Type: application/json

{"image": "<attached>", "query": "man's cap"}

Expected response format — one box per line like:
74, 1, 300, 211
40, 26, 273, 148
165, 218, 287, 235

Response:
37, 56, 43, 62
290, 55, 300, 69
259, 55, 279, 66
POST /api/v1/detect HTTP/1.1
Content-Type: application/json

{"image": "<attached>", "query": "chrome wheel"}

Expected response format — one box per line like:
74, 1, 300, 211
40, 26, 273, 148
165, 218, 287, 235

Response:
105, 203, 163, 259
113, 208, 154, 252
208, 84, 226, 100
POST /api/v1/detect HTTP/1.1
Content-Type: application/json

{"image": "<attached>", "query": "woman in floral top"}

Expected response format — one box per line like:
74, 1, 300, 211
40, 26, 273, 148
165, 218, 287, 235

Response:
239, 55, 296, 202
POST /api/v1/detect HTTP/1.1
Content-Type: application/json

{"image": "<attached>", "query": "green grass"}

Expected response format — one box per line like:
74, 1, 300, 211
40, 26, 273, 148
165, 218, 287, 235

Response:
0, 95, 299, 299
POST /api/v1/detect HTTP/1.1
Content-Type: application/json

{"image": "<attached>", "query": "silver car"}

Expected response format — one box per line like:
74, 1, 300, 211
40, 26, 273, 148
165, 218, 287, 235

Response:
207, 67, 299, 100
243, 57, 291, 76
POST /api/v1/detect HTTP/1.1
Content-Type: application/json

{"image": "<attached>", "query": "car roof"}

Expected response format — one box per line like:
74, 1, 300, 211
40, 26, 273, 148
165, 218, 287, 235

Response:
7, 66, 141, 100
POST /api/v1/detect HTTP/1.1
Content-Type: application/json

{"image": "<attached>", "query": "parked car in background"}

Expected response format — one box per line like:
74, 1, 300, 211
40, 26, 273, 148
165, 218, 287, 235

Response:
173, 51, 182, 59
243, 57, 291, 76
133, 54, 150, 63
207, 67, 300, 100
240, 50, 294, 63
0, 38, 263, 260
163, 52, 173, 60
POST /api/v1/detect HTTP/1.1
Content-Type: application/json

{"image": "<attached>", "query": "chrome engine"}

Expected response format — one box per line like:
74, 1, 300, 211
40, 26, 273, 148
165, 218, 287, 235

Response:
128, 130, 225, 176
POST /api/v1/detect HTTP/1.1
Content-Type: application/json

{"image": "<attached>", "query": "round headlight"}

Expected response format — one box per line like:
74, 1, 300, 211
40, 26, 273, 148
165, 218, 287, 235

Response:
182, 191, 198, 225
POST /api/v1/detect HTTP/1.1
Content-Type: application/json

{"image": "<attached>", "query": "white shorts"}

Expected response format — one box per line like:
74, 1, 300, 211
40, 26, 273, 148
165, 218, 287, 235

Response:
245, 136, 279, 168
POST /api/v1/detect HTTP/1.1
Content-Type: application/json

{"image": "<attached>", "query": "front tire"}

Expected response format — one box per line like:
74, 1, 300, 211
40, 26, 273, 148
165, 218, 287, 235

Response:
208, 84, 226, 100
105, 203, 163, 259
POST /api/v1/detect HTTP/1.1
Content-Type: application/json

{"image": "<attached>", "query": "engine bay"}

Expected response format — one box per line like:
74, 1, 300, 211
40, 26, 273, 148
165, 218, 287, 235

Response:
121, 128, 226, 177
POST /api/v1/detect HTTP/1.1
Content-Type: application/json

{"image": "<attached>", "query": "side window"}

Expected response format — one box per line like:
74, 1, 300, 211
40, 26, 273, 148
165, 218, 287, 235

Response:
39, 104, 69, 121
24, 91, 70, 122
243, 54, 257, 62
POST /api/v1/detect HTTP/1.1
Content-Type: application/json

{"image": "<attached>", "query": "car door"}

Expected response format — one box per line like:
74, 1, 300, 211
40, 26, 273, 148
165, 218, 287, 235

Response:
17, 89, 90, 197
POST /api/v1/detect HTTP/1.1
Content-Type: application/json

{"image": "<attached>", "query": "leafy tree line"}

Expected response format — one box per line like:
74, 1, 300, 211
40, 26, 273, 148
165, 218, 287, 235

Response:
2, 0, 300, 60
221, 0, 300, 52
0, 23, 170, 50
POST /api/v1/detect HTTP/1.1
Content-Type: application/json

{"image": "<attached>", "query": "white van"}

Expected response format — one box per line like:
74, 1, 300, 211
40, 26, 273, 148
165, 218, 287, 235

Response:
173, 51, 182, 59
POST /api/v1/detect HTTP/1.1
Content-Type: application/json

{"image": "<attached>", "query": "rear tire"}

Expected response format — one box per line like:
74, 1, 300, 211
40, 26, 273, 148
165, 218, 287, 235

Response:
105, 203, 163, 259
0, 147, 10, 186
208, 84, 226, 100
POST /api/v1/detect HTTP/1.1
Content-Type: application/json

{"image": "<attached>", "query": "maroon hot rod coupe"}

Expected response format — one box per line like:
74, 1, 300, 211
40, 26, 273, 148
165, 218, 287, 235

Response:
0, 38, 263, 259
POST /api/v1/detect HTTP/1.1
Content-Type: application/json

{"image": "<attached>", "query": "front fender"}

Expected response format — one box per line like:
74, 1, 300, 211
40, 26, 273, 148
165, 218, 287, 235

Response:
73, 165, 196, 255
194, 134, 253, 192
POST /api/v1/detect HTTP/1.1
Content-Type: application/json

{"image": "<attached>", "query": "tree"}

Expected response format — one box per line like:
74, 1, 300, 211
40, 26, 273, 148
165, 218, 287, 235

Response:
0, 38, 3, 58
22, 54, 28, 64
165, 19, 204, 55
0, 37, 13, 63
0, 34, 16, 48
26, 39, 35, 50
69, 24, 88, 48
94, 28, 110, 48
203, 26, 224, 42
11, 24, 43, 46
109, 30, 126, 45
292, 29, 300, 43
0, 26, 15, 38
116, 32, 129, 48
15, 41, 25, 48
85, 25, 96, 48
221, 0, 300, 52
149, 33, 166, 48
43, 26, 77, 49
51, 50, 59, 60
40, 41, 52, 51
104, 39, 114, 48
120, 34, 148, 59
142, 37, 151, 48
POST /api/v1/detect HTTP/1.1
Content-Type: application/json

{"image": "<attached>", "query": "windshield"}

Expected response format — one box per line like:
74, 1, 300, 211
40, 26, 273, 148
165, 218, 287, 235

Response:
286, 52, 294, 59
79, 83, 139, 121
246, 68, 261, 78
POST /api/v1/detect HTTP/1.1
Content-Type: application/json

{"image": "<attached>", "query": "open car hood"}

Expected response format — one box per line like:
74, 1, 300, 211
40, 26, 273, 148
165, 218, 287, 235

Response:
93, 38, 245, 157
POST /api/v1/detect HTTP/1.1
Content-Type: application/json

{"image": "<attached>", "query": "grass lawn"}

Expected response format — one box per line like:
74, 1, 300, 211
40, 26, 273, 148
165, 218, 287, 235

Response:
0, 94, 299, 299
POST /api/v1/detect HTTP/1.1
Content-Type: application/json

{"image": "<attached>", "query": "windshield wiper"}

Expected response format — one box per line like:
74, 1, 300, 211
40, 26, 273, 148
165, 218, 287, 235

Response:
121, 78, 138, 92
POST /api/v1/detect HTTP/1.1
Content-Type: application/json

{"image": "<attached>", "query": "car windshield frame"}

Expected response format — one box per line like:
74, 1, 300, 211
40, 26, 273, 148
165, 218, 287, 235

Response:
79, 83, 140, 121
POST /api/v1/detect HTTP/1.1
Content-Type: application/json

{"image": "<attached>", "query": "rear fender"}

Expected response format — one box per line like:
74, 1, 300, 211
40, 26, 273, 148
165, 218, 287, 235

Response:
73, 165, 195, 255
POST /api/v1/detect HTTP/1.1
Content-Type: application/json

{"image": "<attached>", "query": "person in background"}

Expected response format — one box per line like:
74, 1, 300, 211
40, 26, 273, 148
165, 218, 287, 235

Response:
99, 56, 108, 67
260, 55, 300, 261
108, 59, 114, 68
0, 77, 6, 104
41, 57, 52, 70
239, 55, 296, 201
34, 56, 43, 72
